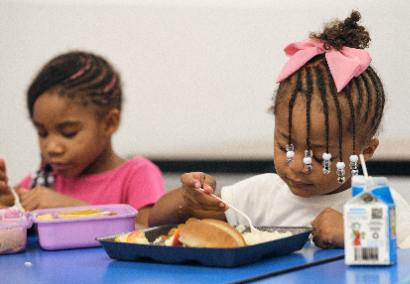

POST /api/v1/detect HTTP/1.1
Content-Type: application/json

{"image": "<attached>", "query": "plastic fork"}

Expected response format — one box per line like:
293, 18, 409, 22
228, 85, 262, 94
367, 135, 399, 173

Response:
11, 188, 25, 213
198, 188, 261, 233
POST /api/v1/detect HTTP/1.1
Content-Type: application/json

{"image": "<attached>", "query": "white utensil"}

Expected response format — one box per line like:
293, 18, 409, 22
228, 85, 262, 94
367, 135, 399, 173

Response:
198, 188, 261, 233
11, 188, 25, 213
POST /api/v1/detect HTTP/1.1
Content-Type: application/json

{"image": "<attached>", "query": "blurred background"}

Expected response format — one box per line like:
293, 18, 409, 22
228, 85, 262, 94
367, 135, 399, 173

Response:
1, 0, 409, 199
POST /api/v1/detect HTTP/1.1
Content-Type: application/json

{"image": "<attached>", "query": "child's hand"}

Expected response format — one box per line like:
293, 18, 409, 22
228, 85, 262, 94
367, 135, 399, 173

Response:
19, 186, 89, 211
311, 208, 344, 249
0, 158, 11, 195
148, 172, 227, 227
180, 172, 228, 212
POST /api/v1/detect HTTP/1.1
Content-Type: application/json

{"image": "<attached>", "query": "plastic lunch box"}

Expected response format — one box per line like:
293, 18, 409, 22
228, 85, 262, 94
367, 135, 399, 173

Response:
30, 204, 138, 250
0, 208, 33, 255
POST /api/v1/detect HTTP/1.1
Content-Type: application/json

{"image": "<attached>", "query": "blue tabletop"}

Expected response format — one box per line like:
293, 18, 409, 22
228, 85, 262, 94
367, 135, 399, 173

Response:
253, 249, 410, 284
0, 236, 344, 284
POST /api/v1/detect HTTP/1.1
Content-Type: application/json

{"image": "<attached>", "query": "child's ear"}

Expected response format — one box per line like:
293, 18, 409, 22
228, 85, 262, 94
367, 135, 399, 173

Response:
361, 138, 379, 162
102, 109, 121, 137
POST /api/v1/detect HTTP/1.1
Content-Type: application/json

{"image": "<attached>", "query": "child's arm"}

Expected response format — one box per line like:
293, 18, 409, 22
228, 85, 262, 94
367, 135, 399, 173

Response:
134, 205, 153, 230
148, 172, 228, 227
18, 185, 90, 211
311, 208, 344, 249
0, 158, 16, 207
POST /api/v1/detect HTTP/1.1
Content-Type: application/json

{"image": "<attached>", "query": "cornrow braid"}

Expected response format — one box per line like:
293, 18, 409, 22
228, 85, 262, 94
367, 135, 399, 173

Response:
63, 52, 91, 83
366, 66, 383, 135
353, 76, 364, 114
305, 67, 313, 152
361, 71, 372, 124
315, 66, 329, 154
288, 72, 302, 145
345, 85, 356, 154
27, 51, 122, 119
326, 68, 344, 162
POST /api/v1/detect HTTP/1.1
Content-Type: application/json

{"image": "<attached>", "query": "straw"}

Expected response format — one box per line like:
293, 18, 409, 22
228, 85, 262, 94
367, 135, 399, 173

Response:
359, 154, 369, 192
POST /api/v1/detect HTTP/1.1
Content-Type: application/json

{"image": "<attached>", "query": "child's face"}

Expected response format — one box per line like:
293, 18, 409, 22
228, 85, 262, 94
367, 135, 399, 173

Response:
32, 91, 108, 177
273, 96, 354, 198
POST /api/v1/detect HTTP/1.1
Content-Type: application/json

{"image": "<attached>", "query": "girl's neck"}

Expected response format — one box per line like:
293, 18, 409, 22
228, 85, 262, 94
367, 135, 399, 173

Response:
80, 142, 126, 176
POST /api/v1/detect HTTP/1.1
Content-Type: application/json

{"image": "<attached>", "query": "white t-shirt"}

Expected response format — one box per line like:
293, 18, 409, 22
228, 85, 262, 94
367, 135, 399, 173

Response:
221, 173, 410, 248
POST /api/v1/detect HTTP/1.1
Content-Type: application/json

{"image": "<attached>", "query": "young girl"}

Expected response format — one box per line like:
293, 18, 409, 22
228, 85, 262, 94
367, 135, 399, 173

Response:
148, 11, 410, 248
0, 51, 165, 228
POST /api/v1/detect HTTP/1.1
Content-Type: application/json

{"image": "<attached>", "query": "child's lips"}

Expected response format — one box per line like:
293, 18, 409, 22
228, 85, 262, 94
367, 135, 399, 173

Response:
288, 177, 313, 189
50, 163, 68, 171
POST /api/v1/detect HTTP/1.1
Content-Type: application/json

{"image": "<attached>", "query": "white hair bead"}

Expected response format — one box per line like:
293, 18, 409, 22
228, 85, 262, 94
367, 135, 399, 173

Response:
336, 162, 345, 169
303, 157, 312, 164
322, 153, 332, 160
286, 151, 295, 158
350, 155, 359, 162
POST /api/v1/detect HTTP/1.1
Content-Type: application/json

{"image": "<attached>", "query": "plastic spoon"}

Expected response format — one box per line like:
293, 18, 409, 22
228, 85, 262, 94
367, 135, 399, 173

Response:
198, 188, 261, 233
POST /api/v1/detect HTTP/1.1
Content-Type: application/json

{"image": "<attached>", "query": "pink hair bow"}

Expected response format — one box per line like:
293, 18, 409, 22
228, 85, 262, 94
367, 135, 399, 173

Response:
276, 38, 372, 93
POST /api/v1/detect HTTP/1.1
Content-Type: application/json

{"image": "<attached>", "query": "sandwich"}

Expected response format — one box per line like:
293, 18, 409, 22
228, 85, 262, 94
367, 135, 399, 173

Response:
178, 219, 246, 248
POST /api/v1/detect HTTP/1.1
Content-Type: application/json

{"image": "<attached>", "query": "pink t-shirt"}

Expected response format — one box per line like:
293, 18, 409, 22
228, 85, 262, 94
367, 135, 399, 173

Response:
20, 157, 165, 210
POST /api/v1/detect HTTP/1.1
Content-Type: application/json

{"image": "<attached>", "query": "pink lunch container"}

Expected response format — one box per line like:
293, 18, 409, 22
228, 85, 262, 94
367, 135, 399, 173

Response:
30, 204, 137, 250
0, 208, 32, 255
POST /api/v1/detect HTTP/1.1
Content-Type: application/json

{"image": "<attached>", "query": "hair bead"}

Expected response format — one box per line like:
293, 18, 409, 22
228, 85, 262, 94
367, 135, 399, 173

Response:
322, 153, 331, 174
349, 155, 359, 175
304, 150, 313, 172
336, 162, 346, 184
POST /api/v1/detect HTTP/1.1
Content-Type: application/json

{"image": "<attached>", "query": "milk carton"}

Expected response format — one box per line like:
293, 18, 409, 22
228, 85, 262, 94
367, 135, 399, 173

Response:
344, 175, 397, 265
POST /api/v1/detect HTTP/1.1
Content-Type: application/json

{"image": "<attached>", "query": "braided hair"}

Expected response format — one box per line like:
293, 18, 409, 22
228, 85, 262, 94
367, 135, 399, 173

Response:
28, 51, 122, 119
272, 11, 385, 168
27, 51, 122, 189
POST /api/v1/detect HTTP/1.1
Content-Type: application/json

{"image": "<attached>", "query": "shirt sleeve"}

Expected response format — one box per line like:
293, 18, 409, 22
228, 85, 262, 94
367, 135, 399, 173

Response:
19, 174, 32, 189
221, 184, 239, 226
124, 158, 166, 210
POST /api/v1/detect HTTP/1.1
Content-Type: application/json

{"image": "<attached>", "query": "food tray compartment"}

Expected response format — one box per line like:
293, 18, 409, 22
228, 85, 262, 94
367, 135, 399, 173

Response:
97, 225, 314, 267
30, 204, 137, 250
0, 208, 32, 255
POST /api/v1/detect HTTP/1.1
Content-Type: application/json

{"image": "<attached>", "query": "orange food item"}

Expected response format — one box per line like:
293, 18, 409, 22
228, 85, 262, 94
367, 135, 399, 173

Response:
158, 217, 199, 241
114, 230, 149, 244
171, 229, 183, 247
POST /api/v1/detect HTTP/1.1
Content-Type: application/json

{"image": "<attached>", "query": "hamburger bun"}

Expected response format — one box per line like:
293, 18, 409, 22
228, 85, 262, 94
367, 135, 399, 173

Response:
179, 219, 246, 248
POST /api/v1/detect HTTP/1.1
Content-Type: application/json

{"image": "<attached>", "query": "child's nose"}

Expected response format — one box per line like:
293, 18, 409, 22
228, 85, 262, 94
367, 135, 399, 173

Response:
290, 151, 312, 175
45, 139, 64, 156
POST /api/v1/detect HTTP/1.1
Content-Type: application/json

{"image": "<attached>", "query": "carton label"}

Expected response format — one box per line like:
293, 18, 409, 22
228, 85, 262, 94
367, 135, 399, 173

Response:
345, 204, 391, 263
344, 176, 396, 265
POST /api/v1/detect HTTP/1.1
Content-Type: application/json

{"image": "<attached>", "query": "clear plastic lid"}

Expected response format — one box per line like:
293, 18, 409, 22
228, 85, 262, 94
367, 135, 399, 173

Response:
0, 207, 32, 229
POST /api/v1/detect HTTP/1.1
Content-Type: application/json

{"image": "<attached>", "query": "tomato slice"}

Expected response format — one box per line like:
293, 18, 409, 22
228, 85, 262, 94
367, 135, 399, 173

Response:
172, 229, 182, 247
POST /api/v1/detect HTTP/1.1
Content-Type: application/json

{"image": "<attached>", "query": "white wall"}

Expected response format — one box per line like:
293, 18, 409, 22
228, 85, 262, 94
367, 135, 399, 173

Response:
1, 0, 410, 185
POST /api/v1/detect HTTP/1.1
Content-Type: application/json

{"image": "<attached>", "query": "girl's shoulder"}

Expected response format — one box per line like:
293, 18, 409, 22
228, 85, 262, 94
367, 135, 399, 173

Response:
119, 156, 161, 172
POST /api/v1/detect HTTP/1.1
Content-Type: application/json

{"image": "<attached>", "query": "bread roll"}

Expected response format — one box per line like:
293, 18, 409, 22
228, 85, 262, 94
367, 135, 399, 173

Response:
179, 219, 246, 248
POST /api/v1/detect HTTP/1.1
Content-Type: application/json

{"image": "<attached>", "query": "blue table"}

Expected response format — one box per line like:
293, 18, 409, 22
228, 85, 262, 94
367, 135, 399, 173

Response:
253, 249, 410, 284
1, 235, 344, 284
2, 235, 410, 284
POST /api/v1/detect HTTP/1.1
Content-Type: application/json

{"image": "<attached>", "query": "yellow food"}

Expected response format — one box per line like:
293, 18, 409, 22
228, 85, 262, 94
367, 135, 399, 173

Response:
36, 214, 53, 220
58, 209, 107, 219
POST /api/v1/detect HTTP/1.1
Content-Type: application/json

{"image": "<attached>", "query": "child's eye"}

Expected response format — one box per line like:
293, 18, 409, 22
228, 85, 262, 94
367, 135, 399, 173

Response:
63, 132, 77, 138
313, 156, 324, 163
277, 143, 287, 152
37, 131, 47, 138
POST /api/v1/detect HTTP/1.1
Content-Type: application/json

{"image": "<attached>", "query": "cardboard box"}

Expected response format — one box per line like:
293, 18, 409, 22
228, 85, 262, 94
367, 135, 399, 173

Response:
344, 176, 397, 265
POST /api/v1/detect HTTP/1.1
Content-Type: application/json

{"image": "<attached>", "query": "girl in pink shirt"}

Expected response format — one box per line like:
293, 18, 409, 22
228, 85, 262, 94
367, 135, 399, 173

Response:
0, 51, 165, 228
